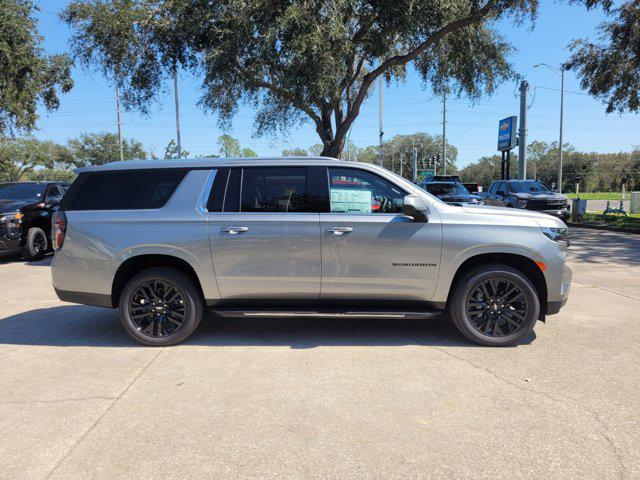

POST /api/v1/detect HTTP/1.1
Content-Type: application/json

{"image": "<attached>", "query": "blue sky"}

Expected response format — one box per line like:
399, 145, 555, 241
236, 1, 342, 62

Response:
34, 1, 639, 168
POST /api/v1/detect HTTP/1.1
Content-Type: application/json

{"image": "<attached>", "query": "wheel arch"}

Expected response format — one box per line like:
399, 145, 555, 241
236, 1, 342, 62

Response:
446, 253, 548, 319
111, 254, 205, 308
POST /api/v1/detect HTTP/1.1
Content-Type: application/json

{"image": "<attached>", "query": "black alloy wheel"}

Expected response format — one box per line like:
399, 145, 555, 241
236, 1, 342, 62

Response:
25, 227, 48, 259
128, 280, 187, 338
465, 277, 528, 337
32, 231, 46, 255
448, 264, 540, 347
119, 267, 204, 346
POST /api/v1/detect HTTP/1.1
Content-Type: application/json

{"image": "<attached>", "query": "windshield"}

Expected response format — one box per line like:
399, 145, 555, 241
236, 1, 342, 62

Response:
0, 183, 44, 201
426, 183, 470, 196
509, 181, 549, 193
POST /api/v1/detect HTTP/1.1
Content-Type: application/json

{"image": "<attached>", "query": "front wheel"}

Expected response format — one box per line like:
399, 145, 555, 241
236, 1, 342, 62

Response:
23, 227, 48, 259
448, 264, 540, 346
119, 267, 204, 346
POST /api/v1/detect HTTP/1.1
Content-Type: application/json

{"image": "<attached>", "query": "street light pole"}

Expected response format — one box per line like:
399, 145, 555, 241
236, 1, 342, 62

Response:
534, 63, 565, 193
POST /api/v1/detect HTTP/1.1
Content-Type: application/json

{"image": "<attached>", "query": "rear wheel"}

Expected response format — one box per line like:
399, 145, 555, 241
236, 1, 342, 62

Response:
119, 267, 204, 346
24, 227, 48, 259
448, 264, 539, 346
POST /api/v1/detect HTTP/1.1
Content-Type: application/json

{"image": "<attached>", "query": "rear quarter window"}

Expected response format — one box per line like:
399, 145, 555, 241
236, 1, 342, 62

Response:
64, 169, 187, 211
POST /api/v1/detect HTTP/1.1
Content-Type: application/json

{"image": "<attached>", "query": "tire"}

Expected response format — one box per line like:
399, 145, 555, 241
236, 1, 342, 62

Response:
448, 264, 540, 347
23, 227, 48, 260
119, 267, 204, 346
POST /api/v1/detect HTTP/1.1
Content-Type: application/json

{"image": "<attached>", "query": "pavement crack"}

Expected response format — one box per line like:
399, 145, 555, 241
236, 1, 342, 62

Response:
43, 349, 162, 480
374, 321, 627, 478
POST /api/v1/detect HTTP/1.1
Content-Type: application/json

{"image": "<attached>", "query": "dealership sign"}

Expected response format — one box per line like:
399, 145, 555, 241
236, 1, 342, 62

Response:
497, 116, 517, 151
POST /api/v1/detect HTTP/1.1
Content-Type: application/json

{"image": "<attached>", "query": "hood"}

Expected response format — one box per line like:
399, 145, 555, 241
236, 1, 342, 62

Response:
461, 204, 566, 227
0, 199, 35, 214
512, 192, 568, 201
441, 194, 483, 203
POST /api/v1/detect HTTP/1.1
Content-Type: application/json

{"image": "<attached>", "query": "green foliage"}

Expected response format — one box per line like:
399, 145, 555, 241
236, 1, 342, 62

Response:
459, 153, 517, 187
25, 168, 76, 182
0, 0, 73, 135
0, 137, 72, 181
67, 132, 147, 166
216, 134, 257, 157
63, 0, 540, 158
459, 140, 640, 192
356, 132, 458, 179
282, 148, 310, 157
163, 139, 189, 159
566, 1, 640, 113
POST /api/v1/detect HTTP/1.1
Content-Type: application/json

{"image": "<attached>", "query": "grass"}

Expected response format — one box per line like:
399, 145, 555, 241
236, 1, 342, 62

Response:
566, 192, 626, 200
581, 212, 640, 230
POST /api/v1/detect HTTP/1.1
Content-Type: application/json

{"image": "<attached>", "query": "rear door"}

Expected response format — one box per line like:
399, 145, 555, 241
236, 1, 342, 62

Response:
319, 166, 441, 302
208, 165, 322, 300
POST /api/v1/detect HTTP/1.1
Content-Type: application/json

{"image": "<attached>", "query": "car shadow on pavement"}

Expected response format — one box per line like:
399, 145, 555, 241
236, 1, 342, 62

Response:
569, 228, 640, 266
0, 305, 534, 348
0, 254, 53, 266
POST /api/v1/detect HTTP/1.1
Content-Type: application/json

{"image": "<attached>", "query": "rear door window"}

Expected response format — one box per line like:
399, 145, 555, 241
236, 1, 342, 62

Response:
239, 167, 315, 213
65, 169, 187, 211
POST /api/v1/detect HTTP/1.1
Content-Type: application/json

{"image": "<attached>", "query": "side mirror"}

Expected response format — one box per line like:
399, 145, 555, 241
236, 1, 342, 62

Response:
403, 195, 428, 222
46, 195, 62, 206
497, 190, 505, 196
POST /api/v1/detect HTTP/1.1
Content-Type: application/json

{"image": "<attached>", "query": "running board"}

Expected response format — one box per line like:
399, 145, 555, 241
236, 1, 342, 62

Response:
211, 307, 442, 320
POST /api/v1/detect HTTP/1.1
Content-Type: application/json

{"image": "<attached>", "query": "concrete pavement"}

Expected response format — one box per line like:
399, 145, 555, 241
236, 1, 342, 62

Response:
0, 228, 639, 479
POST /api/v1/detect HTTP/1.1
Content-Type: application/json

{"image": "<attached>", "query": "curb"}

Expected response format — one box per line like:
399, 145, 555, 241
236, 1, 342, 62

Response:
567, 222, 640, 235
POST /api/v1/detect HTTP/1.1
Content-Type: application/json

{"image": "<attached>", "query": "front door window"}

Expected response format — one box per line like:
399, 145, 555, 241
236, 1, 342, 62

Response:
328, 167, 405, 214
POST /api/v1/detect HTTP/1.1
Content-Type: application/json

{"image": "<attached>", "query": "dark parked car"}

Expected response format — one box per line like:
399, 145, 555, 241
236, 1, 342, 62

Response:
0, 181, 69, 259
419, 174, 461, 186
422, 182, 483, 205
480, 180, 569, 220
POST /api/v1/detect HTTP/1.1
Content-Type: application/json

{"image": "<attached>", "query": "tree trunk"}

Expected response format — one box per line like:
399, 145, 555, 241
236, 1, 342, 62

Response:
320, 137, 346, 159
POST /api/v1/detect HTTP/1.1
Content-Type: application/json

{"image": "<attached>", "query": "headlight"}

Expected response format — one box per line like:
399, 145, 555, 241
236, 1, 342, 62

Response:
541, 226, 569, 242
0, 212, 23, 223
517, 199, 528, 208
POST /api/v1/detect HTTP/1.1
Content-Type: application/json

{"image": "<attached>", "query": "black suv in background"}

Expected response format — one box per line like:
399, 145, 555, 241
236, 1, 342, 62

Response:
0, 181, 68, 259
422, 182, 483, 205
480, 180, 569, 220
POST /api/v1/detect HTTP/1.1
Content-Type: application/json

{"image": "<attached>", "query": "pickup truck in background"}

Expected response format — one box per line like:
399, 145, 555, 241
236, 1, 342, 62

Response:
480, 180, 569, 220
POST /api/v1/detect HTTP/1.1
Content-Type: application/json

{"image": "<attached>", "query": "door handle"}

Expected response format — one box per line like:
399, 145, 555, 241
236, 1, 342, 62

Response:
326, 226, 353, 236
221, 226, 249, 235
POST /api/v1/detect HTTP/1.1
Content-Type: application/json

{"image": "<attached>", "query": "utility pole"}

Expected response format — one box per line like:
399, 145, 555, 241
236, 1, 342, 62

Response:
399, 153, 404, 178
558, 68, 565, 193
115, 87, 124, 161
534, 63, 565, 192
518, 80, 528, 179
442, 93, 447, 174
378, 76, 383, 166
173, 69, 182, 158
412, 144, 418, 183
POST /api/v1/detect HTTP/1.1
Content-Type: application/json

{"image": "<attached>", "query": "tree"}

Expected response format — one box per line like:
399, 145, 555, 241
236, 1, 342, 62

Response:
241, 147, 258, 158
566, 1, 640, 113
64, 0, 539, 158
1, 1, 73, 135
0, 137, 71, 181
163, 139, 189, 159
282, 148, 310, 157
217, 134, 241, 157
67, 132, 147, 166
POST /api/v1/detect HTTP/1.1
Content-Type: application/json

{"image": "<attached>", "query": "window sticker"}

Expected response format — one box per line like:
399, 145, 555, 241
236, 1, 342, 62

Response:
330, 188, 372, 213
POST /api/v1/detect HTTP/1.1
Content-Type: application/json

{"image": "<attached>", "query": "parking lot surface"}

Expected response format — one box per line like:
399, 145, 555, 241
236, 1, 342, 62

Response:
1, 228, 639, 480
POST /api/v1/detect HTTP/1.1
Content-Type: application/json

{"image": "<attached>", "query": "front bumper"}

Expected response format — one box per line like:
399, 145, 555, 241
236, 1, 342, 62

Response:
538, 208, 570, 220
0, 227, 22, 255
545, 262, 572, 316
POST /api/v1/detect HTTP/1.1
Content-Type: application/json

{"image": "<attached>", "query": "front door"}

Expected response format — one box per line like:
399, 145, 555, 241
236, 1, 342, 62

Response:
320, 166, 441, 302
208, 166, 322, 300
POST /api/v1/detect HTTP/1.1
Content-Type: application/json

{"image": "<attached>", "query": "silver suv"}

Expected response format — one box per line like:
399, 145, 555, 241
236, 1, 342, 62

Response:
51, 157, 571, 347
